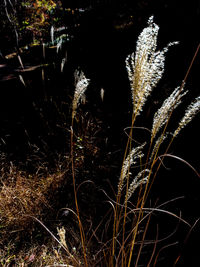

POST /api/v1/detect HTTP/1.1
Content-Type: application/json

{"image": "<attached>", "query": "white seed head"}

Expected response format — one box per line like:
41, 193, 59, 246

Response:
72, 70, 90, 119
173, 96, 200, 137
50, 26, 54, 44
151, 85, 187, 139
126, 16, 178, 117
150, 133, 168, 161
127, 169, 150, 200
57, 226, 68, 249
118, 143, 146, 194
100, 88, 105, 101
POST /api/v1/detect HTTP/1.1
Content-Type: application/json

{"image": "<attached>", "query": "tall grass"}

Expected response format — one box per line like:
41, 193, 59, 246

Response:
71, 16, 199, 266
71, 70, 90, 267
109, 17, 200, 267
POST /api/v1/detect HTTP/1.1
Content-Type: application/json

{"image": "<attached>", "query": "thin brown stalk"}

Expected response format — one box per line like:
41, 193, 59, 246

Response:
147, 224, 159, 267
173, 218, 200, 266
135, 211, 152, 266
153, 242, 179, 266
70, 119, 88, 267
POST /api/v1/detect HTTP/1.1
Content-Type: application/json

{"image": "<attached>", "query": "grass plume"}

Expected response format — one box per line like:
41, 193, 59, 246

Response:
173, 96, 200, 137
125, 16, 178, 118
111, 16, 199, 267
72, 70, 90, 120
151, 85, 187, 140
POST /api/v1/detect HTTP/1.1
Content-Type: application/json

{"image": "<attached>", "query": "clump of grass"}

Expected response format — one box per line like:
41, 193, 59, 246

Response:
0, 161, 67, 239
0, 158, 84, 265
109, 16, 200, 267
120, 16, 199, 208
0, 242, 77, 266
0, 169, 46, 233
63, 16, 199, 267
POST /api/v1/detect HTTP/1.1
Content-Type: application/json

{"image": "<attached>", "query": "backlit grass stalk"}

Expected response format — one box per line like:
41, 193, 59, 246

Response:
71, 70, 89, 267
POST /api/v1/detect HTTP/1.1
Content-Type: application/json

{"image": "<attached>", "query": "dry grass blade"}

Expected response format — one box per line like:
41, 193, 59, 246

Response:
158, 154, 200, 178
153, 241, 179, 266
130, 207, 191, 227
173, 218, 200, 265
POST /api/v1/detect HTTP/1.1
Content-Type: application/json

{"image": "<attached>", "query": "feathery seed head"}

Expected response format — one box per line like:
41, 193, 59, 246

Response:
118, 143, 146, 194
150, 133, 168, 162
127, 169, 150, 200
173, 96, 200, 137
50, 26, 54, 44
126, 16, 178, 117
151, 85, 188, 139
72, 70, 90, 120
